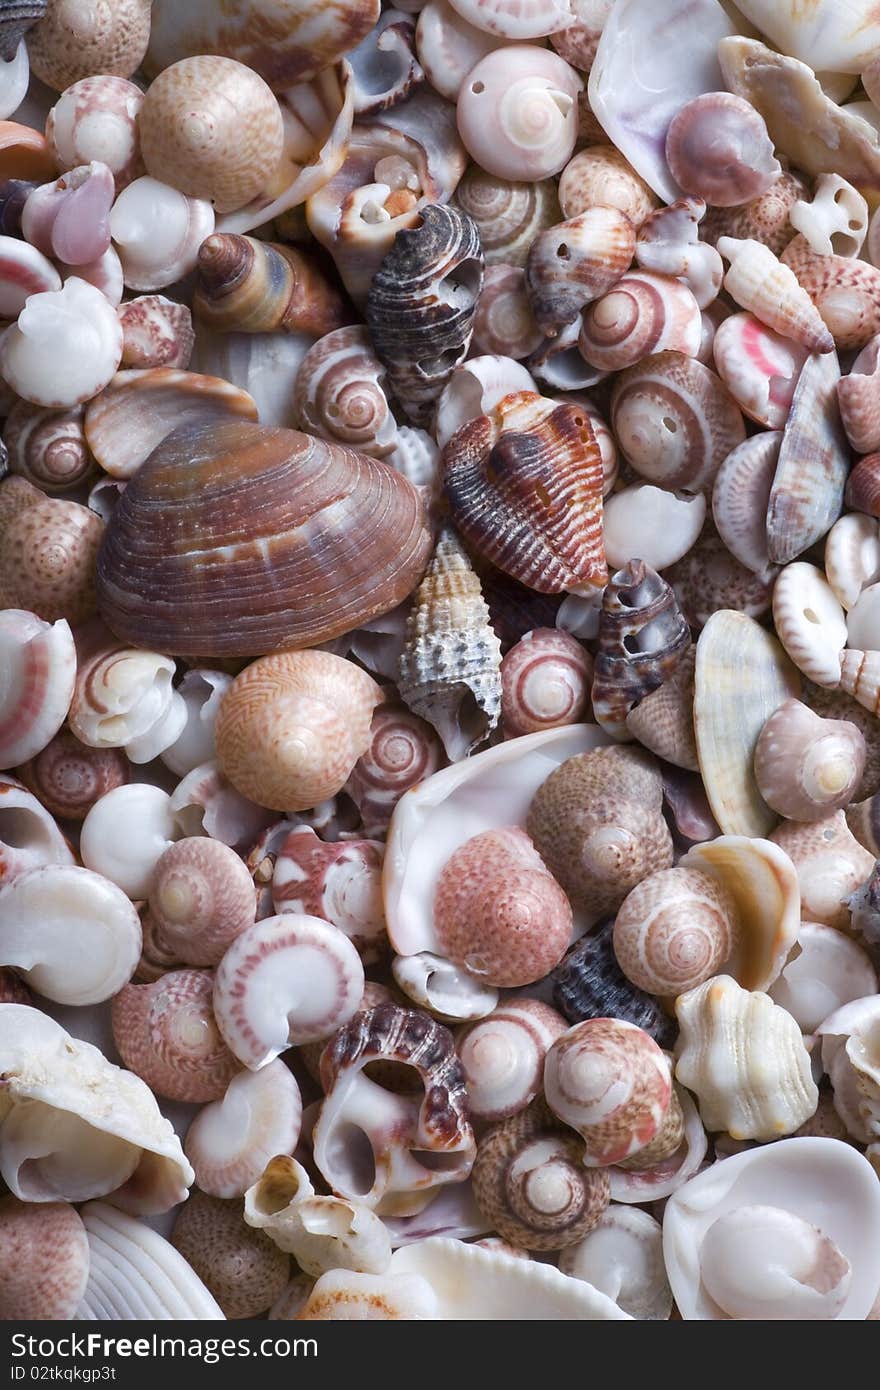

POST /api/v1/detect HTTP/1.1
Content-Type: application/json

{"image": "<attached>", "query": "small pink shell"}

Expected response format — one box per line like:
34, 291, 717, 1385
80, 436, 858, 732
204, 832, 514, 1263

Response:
838, 335, 880, 455
345, 702, 446, 838
0, 610, 76, 770
17, 728, 129, 821
501, 627, 592, 737
148, 837, 257, 968
46, 75, 145, 192
456, 45, 582, 182
272, 825, 386, 963
712, 311, 808, 428
112, 968, 241, 1103
665, 93, 781, 208
0, 1197, 90, 1320
118, 295, 195, 370
21, 162, 115, 266
472, 263, 544, 360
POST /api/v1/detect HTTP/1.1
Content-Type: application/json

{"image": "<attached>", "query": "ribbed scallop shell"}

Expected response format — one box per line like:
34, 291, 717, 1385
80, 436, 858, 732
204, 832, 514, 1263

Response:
3, 401, 93, 494
345, 702, 445, 838
472, 1099, 610, 1251
591, 559, 690, 738
76, 1201, 223, 1320
397, 527, 502, 762
524, 205, 635, 338
694, 609, 800, 837
293, 326, 396, 459
665, 92, 780, 208
111, 969, 240, 1104
613, 866, 737, 997
442, 390, 606, 594
579, 272, 701, 373
754, 698, 865, 823
549, 920, 676, 1047
625, 644, 698, 771
118, 295, 193, 370
365, 202, 483, 425
95, 420, 432, 658
838, 337, 880, 455
675, 975, 818, 1141
454, 167, 561, 269
782, 235, 880, 353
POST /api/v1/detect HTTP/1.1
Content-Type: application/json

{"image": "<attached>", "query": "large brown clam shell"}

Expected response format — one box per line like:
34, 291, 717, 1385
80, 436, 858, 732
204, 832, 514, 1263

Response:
95, 420, 432, 658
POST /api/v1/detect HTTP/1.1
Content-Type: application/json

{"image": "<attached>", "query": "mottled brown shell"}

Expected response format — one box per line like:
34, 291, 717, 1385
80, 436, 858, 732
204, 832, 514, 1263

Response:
194, 234, 351, 338
524, 205, 636, 338
591, 559, 691, 737
171, 1191, 289, 1320
95, 420, 432, 658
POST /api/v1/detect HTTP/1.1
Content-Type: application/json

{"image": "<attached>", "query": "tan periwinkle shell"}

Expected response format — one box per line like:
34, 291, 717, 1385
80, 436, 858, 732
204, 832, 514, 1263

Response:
95, 420, 432, 658
215, 651, 382, 813
558, 146, 657, 227
0, 1196, 89, 1320
0, 1003, 193, 1212
293, 326, 396, 459
454, 165, 560, 268
3, 400, 94, 495
524, 205, 635, 340
526, 745, 672, 919
612, 866, 738, 998
0, 477, 104, 625
754, 699, 866, 823
770, 812, 874, 931
675, 976, 818, 1141
625, 644, 698, 771
244, 1155, 391, 1276
559, 1207, 671, 1321
694, 610, 800, 838
28, 0, 151, 91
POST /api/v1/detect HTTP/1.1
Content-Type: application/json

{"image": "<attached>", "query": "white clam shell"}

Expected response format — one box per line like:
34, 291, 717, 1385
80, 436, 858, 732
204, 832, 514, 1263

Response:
160, 669, 232, 778
772, 561, 847, 688
0, 865, 141, 1006
80, 784, 181, 900
825, 513, 880, 611
434, 356, 536, 449
559, 1207, 671, 1320
602, 485, 705, 572
392, 951, 498, 1021
75, 1201, 224, 1320
663, 1138, 880, 1320
110, 177, 214, 293
769, 922, 878, 1035
0, 611, 76, 769
0, 773, 75, 887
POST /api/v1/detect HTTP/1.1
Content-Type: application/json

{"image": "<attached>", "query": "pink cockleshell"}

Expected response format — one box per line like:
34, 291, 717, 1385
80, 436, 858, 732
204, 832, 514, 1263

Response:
117, 295, 195, 370
0, 610, 76, 770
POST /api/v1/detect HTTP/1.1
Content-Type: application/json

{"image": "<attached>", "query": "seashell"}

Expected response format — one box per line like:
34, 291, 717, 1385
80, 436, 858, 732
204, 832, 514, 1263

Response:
68, 644, 186, 767
148, 837, 256, 969
109, 176, 215, 294
456, 45, 581, 182
195, 234, 350, 340
548, 0, 612, 71
27, 0, 149, 90
558, 144, 657, 227
392, 951, 498, 1022
159, 669, 231, 780
118, 296, 194, 372
590, 559, 690, 737
442, 391, 606, 594
610, 350, 745, 493
712, 314, 808, 432
213, 914, 364, 1069
171, 1189, 289, 1319
780, 236, 880, 354
710, 432, 780, 578
4, 401, 93, 495
145, 0, 380, 89
457, 998, 566, 1121
662, 765, 722, 846
717, 237, 833, 356
694, 609, 800, 838
527, 315, 605, 391
184, 1059, 302, 1201
314, 1003, 475, 1215
0, 772, 74, 886
771, 562, 846, 689
1, 277, 123, 410
46, 76, 143, 193
80, 783, 181, 900
272, 825, 385, 963
846, 454, 880, 521
545, 1018, 677, 1168
612, 866, 737, 998
245, 1155, 391, 1276
670, 533, 773, 630
665, 93, 780, 210
96, 420, 432, 658
295, 1267, 436, 1319
825, 512, 880, 613
675, 975, 817, 1141
634, 198, 722, 311
527, 745, 673, 917
454, 169, 560, 272
718, 37, 880, 199
848, 798, 880, 863
345, 702, 444, 840
0, 1196, 88, 1321
770, 921, 877, 1035
215, 651, 381, 814
386, 425, 440, 497
0, 121, 55, 183
578, 271, 701, 374
389, 1234, 629, 1318
364, 202, 482, 426
15, 732, 125, 829
0, 610, 75, 770
484, 567, 565, 651
770, 812, 874, 931
605, 1082, 705, 1205
625, 644, 698, 771
549, 920, 677, 1047
112, 969, 240, 1104
816, 997, 880, 1142
472, 1098, 610, 1250
472, 263, 543, 360
524, 206, 635, 339
0, 176, 36, 238
433, 824, 572, 987
434, 356, 536, 450
754, 699, 865, 824
293, 327, 395, 459
500, 627, 591, 738
76, 1201, 223, 1320
0, 238, 62, 324
348, 9, 423, 115
21, 161, 114, 267
790, 174, 868, 261
62, 244, 123, 307
838, 337, 880, 458
0, 478, 104, 625
415, 0, 509, 102
0, 1003, 193, 1211
838, 648, 880, 719
84, 369, 258, 483
700, 169, 808, 258
735, 0, 880, 75
169, 759, 273, 851
0, 1, 43, 63
446, 0, 572, 39
560, 1206, 670, 1321
0, 863, 140, 1005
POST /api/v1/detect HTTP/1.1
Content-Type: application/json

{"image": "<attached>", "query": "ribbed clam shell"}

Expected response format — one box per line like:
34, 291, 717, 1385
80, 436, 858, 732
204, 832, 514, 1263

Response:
558, 144, 657, 227
610, 350, 745, 493
365, 202, 483, 425
524, 205, 635, 339
711, 431, 781, 578
442, 390, 606, 594
96, 420, 432, 658
626, 644, 698, 771
591, 559, 690, 738
75, 1201, 223, 1320
694, 609, 800, 837
754, 698, 866, 824
782, 235, 880, 353
549, 920, 677, 1048
668, 533, 773, 632
293, 326, 396, 459
453, 167, 560, 269
838, 337, 880, 455
579, 271, 702, 373
772, 561, 847, 688
675, 975, 818, 1141
766, 350, 848, 567
118, 296, 194, 370
397, 527, 502, 761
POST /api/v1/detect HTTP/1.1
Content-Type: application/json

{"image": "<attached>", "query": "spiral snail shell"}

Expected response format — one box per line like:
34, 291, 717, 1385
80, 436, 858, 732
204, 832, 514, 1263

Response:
500, 627, 591, 738
17, 728, 128, 822
345, 703, 444, 838
46, 75, 144, 192
0, 477, 103, 625
664, 93, 780, 208
27, 0, 151, 90
612, 866, 739, 998
457, 45, 582, 182
148, 837, 257, 968
754, 699, 866, 823
457, 998, 567, 1121
195, 233, 351, 339
3, 401, 93, 494
472, 263, 543, 360
578, 271, 702, 374
293, 326, 396, 459
170, 1190, 289, 1320
272, 825, 386, 963
112, 968, 240, 1104
524, 205, 636, 339
109, 177, 215, 294
454, 165, 560, 268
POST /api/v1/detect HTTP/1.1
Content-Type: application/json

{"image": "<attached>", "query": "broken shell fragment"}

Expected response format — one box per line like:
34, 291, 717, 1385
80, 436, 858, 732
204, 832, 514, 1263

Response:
184, 1059, 302, 1201
712, 313, 807, 430
1, 278, 123, 410
0, 610, 75, 769
791, 174, 868, 260
272, 826, 385, 964
392, 951, 498, 1022
664, 92, 780, 208
0, 773, 74, 886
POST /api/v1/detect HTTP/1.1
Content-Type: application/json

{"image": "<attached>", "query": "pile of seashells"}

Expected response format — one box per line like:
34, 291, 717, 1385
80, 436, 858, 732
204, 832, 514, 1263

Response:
10, 0, 880, 1326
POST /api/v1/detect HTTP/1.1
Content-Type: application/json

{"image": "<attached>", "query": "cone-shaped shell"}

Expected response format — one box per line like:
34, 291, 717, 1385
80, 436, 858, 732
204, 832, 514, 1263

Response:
442, 390, 606, 594
625, 644, 698, 770
194, 233, 351, 339
694, 610, 800, 837
717, 237, 834, 355
95, 421, 432, 658
397, 527, 502, 761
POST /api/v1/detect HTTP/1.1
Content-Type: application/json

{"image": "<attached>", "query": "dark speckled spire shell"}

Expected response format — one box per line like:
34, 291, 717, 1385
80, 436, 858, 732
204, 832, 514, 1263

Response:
0, 0, 45, 61
550, 921, 677, 1049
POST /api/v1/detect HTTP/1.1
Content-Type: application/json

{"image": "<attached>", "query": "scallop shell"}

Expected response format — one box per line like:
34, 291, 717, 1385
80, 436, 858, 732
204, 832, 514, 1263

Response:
75, 1201, 223, 1320
457, 45, 582, 183
28, 0, 151, 91
754, 699, 865, 824
591, 559, 690, 738
693, 609, 800, 837
194, 233, 350, 339
524, 205, 635, 339
578, 271, 702, 374
95, 421, 432, 658
454, 166, 560, 269
675, 975, 818, 1141
664, 92, 780, 208
781, 236, 880, 354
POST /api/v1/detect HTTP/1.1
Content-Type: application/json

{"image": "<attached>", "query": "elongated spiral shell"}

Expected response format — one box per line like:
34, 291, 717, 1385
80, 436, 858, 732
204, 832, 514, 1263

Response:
293, 326, 396, 458
3, 401, 93, 494
579, 272, 702, 374
454, 166, 560, 268
345, 703, 445, 838
195, 233, 350, 339
613, 866, 738, 997
591, 560, 690, 738
500, 627, 591, 737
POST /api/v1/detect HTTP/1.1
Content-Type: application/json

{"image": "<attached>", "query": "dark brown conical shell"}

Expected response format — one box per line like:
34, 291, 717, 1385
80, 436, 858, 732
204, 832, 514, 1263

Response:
95, 420, 432, 657
591, 559, 691, 737
0, 1, 45, 61
442, 390, 606, 594
365, 202, 483, 426
194, 233, 351, 338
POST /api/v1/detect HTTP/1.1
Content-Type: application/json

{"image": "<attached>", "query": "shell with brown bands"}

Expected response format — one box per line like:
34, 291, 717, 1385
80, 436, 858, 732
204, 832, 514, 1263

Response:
592, 559, 691, 738
95, 420, 432, 658
524, 205, 636, 339
365, 202, 484, 426
194, 233, 352, 339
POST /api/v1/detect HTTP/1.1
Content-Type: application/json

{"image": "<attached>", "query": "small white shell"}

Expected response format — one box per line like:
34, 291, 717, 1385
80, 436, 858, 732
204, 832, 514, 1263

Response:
790, 174, 868, 259
602, 485, 705, 572
160, 669, 232, 778
416, 0, 510, 101
0, 774, 75, 887
769, 922, 878, 1035
392, 951, 499, 1021
846, 582, 880, 653
771, 561, 847, 688
76, 1201, 223, 1320
1, 278, 123, 409
80, 783, 181, 900
446, 0, 573, 39
109, 176, 215, 292
184, 1058, 302, 1200
825, 513, 880, 612
456, 45, 581, 182
434, 356, 536, 449
0, 42, 29, 122
559, 1207, 671, 1320
69, 647, 187, 766
0, 611, 76, 770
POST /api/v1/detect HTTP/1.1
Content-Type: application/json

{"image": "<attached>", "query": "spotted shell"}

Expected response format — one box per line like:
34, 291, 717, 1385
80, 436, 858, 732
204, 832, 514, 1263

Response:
170, 1190, 289, 1319
0, 1197, 88, 1321
112, 969, 240, 1104
754, 699, 866, 824
0, 477, 103, 625
558, 145, 658, 227
28, 0, 151, 90
293, 326, 396, 459
668, 533, 773, 632
625, 644, 698, 772
17, 729, 128, 822
591, 559, 690, 738
701, 169, 808, 258
769, 812, 873, 931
